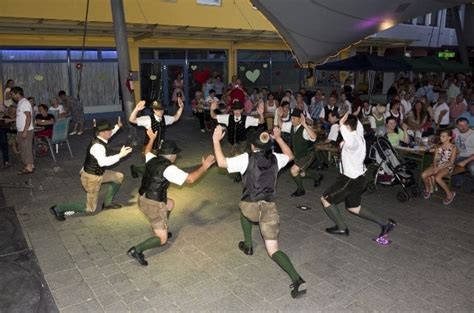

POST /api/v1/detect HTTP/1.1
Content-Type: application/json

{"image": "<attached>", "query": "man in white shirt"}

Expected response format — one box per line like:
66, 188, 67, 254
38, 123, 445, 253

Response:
129, 98, 184, 178
433, 93, 450, 129
211, 100, 264, 181
50, 119, 132, 221
280, 108, 322, 197
11, 87, 35, 175
320, 113, 397, 245
205, 89, 219, 105
213, 125, 307, 298
127, 129, 215, 266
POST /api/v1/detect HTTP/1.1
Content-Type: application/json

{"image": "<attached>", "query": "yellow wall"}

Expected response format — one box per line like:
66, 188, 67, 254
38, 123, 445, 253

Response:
1, 0, 275, 31
0, 33, 288, 102
0, 1, 290, 103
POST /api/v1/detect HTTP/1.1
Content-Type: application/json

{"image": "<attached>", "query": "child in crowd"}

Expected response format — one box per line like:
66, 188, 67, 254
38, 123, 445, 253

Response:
421, 130, 457, 205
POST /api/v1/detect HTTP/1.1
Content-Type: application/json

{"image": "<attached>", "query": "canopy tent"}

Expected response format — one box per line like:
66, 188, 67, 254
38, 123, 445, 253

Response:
251, 0, 471, 64
315, 54, 410, 71
391, 56, 472, 72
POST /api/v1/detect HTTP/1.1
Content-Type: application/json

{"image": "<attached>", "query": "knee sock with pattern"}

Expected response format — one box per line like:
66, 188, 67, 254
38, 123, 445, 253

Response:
323, 204, 347, 229
271, 250, 300, 283
292, 174, 304, 191
135, 236, 162, 253
104, 182, 121, 206
240, 213, 253, 248
356, 206, 385, 226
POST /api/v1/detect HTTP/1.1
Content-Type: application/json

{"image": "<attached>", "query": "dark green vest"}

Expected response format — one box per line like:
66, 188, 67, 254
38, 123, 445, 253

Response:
83, 139, 108, 175
139, 156, 172, 202
290, 125, 312, 159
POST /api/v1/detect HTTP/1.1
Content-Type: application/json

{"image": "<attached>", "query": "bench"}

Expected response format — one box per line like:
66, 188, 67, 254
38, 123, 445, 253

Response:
444, 165, 468, 188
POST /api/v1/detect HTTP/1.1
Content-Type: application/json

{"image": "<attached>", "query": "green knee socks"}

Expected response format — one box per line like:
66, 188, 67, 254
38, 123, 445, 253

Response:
271, 250, 300, 282
104, 182, 121, 207
55, 202, 86, 214
323, 204, 347, 229
240, 213, 253, 248
357, 206, 385, 226
135, 236, 162, 253
131, 164, 146, 178
292, 174, 304, 191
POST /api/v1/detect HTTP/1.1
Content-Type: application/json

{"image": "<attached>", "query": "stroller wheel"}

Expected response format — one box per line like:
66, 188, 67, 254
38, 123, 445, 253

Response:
367, 182, 376, 193
397, 190, 410, 202
411, 186, 421, 198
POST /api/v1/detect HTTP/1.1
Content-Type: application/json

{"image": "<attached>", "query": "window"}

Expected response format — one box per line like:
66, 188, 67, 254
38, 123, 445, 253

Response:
416, 15, 426, 26
197, 0, 221, 6
1, 49, 67, 61
101, 50, 118, 59
445, 8, 455, 28
70, 50, 98, 60
430, 11, 439, 26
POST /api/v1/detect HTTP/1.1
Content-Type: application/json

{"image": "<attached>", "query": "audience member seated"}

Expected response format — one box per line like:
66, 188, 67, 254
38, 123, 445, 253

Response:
294, 92, 310, 117
449, 94, 467, 124
400, 91, 412, 114
324, 111, 341, 144
368, 103, 387, 136
421, 130, 457, 204
432, 93, 450, 130
385, 116, 410, 147
453, 117, 474, 191
337, 92, 352, 115
384, 98, 404, 126
35, 104, 55, 138
48, 97, 66, 119
458, 102, 474, 125
405, 100, 432, 138
265, 92, 279, 130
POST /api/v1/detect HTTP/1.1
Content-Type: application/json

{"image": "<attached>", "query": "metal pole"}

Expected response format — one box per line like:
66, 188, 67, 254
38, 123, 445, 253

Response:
451, 6, 469, 67
110, 0, 138, 145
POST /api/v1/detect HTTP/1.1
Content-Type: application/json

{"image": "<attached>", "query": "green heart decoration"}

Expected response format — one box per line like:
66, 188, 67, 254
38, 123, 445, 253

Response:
190, 65, 198, 71
239, 66, 246, 72
245, 69, 260, 83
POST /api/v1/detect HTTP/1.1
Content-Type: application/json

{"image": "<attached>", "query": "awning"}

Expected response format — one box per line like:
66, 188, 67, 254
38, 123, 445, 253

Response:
391, 56, 472, 72
251, 0, 471, 64
316, 54, 410, 71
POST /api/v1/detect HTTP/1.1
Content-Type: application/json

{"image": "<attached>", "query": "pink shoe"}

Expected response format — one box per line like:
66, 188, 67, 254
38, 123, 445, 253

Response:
423, 191, 431, 199
443, 192, 456, 205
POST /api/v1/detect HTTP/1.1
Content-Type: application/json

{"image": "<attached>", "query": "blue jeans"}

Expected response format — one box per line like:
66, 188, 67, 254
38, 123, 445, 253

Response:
0, 128, 9, 164
452, 156, 474, 187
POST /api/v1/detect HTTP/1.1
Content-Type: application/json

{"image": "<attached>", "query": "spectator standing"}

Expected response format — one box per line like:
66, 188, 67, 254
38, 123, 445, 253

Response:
3, 79, 14, 108
59, 90, 84, 135
11, 87, 34, 175
433, 94, 450, 130
49, 97, 66, 119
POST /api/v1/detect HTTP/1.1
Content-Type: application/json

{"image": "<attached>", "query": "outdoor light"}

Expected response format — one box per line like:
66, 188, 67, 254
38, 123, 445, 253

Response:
379, 19, 395, 31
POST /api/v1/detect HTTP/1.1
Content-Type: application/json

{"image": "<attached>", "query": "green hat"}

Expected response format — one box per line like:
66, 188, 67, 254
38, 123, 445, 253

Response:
95, 119, 114, 132
160, 140, 181, 155
152, 100, 164, 111
248, 129, 272, 151
231, 101, 244, 110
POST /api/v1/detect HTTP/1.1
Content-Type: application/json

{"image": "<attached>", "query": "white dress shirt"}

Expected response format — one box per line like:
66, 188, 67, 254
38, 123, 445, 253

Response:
339, 121, 366, 179
89, 125, 121, 167
145, 152, 189, 186
226, 152, 290, 175
216, 114, 259, 128
137, 114, 175, 129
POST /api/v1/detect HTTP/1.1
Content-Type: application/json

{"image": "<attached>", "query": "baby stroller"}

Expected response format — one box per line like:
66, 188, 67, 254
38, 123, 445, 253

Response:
367, 136, 421, 202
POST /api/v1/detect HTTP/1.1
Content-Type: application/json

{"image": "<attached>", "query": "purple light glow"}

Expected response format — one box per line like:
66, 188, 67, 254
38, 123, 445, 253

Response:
356, 17, 382, 30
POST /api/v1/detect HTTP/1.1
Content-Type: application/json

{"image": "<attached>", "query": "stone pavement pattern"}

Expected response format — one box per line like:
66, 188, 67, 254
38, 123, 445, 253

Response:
2, 118, 473, 312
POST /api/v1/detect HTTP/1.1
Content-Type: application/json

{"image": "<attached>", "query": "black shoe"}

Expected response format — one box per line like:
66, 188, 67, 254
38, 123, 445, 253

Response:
102, 202, 123, 210
290, 277, 307, 298
378, 219, 397, 238
314, 174, 324, 187
291, 189, 305, 197
238, 241, 253, 255
130, 165, 139, 178
49, 205, 66, 221
233, 174, 242, 183
167, 232, 173, 239
325, 226, 349, 236
127, 247, 148, 266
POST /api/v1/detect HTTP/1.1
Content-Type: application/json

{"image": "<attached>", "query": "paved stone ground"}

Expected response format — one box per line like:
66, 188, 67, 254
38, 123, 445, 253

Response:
1, 117, 473, 312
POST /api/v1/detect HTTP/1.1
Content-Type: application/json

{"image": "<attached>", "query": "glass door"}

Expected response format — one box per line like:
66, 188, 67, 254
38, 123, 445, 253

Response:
163, 62, 188, 114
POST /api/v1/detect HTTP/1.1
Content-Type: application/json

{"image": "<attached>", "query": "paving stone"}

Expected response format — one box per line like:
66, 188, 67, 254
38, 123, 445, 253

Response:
45, 268, 83, 291
96, 291, 122, 307
61, 299, 103, 313
52, 282, 94, 309
104, 301, 130, 313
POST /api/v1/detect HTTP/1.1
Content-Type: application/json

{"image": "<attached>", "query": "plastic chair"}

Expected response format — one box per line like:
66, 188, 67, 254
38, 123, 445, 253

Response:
46, 117, 73, 162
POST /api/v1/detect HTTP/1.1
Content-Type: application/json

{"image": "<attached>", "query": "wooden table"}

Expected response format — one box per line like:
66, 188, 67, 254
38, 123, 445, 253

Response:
315, 142, 340, 167
394, 145, 434, 182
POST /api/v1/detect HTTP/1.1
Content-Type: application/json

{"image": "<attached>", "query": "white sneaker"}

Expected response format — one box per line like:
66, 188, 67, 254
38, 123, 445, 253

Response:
200, 129, 206, 133
77, 131, 83, 135
69, 131, 77, 136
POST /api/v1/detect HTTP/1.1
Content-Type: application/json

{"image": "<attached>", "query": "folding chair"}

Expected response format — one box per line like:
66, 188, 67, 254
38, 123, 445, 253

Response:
46, 117, 73, 162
